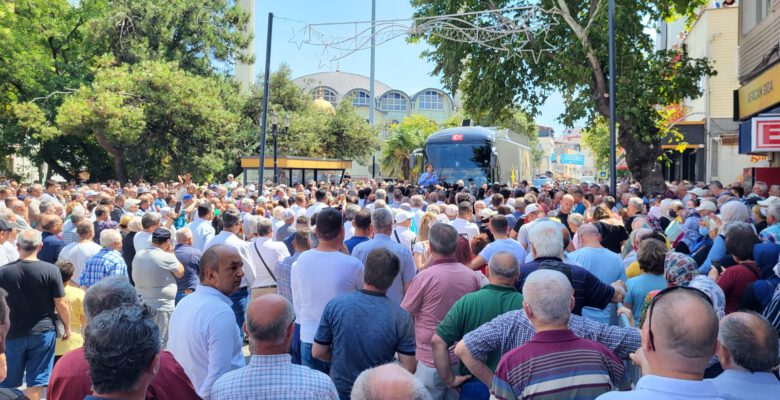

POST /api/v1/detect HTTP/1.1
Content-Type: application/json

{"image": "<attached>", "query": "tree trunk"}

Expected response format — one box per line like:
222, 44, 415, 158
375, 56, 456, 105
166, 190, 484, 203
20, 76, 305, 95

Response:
618, 127, 666, 195
93, 129, 129, 183
41, 154, 76, 182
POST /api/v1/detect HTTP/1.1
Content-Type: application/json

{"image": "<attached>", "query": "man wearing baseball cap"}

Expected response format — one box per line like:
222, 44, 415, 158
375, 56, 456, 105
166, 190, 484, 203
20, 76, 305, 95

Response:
391, 210, 417, 251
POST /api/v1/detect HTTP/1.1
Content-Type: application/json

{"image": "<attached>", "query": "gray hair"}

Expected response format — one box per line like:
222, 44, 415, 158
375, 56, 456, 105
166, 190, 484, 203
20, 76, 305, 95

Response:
529, 221, 564, 258
17, 229, 42, 251
242, 215, 259, 238
428, 223, 458, 257
371, 208, 394, 232
84, 276, 138, 319
567, 213, 584, 228
351, 363, 431, 400
522, 269, 572, 325
768, 200, 780, 221
488, 252, 520, 280
140, 212, 160, 230
240, 197, 255, 210
344, 204, 360, 221
175, 227, 193, 243
84, 305, 160, 394
256, 217, 274, 237
39, 200, 54, 214
70, 207, 86, 224
99, 229, 122, 248
410, 195, 424, 208
718, 311, 779, 372
375, 189, 387, 200
628, 197, 644, 211
246, 297, 296, 344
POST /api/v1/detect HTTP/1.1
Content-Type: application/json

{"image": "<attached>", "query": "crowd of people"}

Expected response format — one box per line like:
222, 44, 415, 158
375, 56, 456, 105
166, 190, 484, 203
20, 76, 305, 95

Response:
0, 172, 778, 399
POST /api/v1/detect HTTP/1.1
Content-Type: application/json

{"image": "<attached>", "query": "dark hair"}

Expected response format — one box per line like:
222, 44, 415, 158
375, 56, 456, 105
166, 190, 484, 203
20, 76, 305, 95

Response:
56, 260, 75, 283
84, 276, 138, 319
315, 208, 343, 241
197, 201, 212, 218
364, 249, 400, 291
199, 246, 222, 281
428, 223, 458, 257
353, 209, 372, 230
221, 208, 241, 229
638, 239, 667, 274
84, 305, 160, 394
94, 205, 108, 218
98, 197, 113, 206
293, 228, 311, 249
453, 235, 474, 265
491, 193, 504, 208
719, 311, 779, 372
724, 222, 759, 261
315, 188, 327, 202
295, 215, 310, 226
490, 214, 509, 233
731, 186, 744, 198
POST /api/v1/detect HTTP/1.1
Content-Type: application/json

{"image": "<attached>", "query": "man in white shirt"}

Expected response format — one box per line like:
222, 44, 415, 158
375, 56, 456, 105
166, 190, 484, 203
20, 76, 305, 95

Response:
204, 209, 257, 329
58, 220, 102, 284
291, 208, 363, 373
410, 195, 426, 234
451, 201, 479, 240
391, 210, 417, 251
343, 204, 360, 241
248, 218, 290, 300
133, 212, 160, 253
290, 194, 307, 218
0, 220, 16, 266
305, 189, 328, 219
168, 244, 246, 400
189, 202, 215, 252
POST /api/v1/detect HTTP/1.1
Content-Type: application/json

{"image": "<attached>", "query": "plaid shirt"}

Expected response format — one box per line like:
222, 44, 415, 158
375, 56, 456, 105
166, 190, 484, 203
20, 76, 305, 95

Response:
462, 309, 641, 363
275, 252, 300, 304
210, 354, 338, 400
80, 247, 127, 288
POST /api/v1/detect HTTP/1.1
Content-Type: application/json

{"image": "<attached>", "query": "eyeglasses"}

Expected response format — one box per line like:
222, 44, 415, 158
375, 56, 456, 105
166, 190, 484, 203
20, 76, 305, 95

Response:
647, 285, 713, 352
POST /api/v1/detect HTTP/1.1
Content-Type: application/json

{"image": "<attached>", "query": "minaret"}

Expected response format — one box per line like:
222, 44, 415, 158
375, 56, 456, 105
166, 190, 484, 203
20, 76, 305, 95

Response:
236, 0, 255, 93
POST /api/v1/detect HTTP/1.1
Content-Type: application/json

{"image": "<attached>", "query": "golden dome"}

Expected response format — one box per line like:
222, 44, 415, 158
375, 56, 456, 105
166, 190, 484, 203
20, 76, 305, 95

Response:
313, 98, 335, 114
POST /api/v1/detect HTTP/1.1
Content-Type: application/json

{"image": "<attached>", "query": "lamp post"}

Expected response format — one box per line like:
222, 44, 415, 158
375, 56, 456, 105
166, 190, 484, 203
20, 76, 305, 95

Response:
271, 112, 291, 185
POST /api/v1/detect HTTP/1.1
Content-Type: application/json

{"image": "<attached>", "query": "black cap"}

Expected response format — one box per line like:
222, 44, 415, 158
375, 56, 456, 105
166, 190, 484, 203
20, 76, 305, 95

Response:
0, 220, 14, 232
151, 228, 172, 243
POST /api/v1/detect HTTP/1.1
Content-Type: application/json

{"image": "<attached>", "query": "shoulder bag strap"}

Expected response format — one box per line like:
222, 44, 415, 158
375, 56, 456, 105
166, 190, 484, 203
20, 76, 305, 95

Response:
252, 242, 276, 282
393, 230, 401, 244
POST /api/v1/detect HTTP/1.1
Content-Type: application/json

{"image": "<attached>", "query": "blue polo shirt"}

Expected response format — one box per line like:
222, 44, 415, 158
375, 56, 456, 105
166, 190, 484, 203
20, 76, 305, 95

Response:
39, 231, 65, 264
174, 244, 201, 291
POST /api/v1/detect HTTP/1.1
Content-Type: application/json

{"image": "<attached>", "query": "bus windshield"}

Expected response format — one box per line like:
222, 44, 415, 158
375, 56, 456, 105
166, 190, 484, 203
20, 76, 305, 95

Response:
424, 142, 491, 186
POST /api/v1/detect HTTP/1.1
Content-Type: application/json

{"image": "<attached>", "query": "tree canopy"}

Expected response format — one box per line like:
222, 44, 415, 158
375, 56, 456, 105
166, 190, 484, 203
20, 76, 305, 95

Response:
411, 0, 714, 193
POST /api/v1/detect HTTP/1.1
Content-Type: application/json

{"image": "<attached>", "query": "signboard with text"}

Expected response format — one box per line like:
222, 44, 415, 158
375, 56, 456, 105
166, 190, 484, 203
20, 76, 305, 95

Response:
551, 152, 586, 165
737, 62, 780, 120
751, 117, 780, 152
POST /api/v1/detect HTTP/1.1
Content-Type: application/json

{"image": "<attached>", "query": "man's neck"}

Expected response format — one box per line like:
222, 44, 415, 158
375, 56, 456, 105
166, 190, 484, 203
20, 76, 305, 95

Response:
78, 237, 92, 243
362, 284, 387, 294
583, 242, 603, 249
353, 230, 369, 237
20, 252, 37, 261
493, 234, 508, 240
251, 343, 290, 356
532, 322, 568, 333
316, 239, 342, 252
90, 388, 146, 400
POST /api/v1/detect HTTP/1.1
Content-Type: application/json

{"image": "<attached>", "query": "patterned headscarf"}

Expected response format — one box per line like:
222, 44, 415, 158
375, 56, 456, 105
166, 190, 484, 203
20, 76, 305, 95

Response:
689, 276, 727, 319
664, 252, 699, 287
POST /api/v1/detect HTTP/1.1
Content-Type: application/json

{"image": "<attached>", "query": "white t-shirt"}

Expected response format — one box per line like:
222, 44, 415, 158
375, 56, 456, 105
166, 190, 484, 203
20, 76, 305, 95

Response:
133, 231, 153, 253
291, 249, 364, 343
451, 218, 479, 241
58, 240, 102, 283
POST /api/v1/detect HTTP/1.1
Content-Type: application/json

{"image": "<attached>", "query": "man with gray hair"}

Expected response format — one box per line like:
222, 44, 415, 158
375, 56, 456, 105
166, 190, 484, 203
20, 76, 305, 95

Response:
492, 269, 624, 399
275, 208, 297, 242
352, 208, 416, 305
0, 229, 70, 400
401, 223, 480, 399
759, 199, 780, 244
342, 204, 360, 241
61, 206, 85, 245
706, 311, 780, 399
248, 217, 290, 299
432, 251, 523, 398
351, 363, 431, 400
58, 220, 102, 283
211, 294, 338, 399
516, 220, 625, 316
79, 229, 127, 288
133, 212, 161, 252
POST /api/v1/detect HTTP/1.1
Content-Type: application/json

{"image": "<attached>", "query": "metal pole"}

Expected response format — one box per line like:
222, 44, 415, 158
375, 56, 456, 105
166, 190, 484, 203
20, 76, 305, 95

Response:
608, 0, 617, 196
273, 125, 279, 184
259, 12, 273, 189
369, 0, 377, 178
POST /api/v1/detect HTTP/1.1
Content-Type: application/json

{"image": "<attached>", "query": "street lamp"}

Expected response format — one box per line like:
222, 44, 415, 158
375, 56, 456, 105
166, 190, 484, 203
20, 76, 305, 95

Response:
271, 112, 291, 185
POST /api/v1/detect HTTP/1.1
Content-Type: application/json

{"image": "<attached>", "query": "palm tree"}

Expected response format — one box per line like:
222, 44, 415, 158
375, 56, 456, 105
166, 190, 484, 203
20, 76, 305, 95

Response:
381, 115, 438, 181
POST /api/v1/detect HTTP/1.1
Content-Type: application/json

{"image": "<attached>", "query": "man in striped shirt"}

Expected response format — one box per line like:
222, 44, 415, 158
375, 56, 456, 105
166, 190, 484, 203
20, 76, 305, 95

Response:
491, 269, 624, 400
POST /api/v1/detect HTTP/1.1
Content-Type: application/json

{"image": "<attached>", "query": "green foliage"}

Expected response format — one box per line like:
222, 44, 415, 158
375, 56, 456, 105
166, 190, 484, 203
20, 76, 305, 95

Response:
381, 114, 440, 180
411, 0, 714, 192
581, 116, 611, 170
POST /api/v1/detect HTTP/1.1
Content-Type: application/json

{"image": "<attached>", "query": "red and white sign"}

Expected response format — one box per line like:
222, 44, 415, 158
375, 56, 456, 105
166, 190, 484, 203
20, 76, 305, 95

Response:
752, 117, 780, 152
451, 134, 463, 141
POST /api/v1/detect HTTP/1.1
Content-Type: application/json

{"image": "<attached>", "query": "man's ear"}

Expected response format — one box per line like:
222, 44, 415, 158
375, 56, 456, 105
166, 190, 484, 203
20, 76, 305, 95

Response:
148, 352, 160, 375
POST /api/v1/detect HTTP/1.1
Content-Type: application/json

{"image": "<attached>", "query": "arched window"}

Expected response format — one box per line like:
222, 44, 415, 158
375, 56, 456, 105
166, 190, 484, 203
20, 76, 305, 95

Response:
418, 90, 445, 110
379, 92, 407, 111
351, 90, 371, 107
312, 87, 338, 105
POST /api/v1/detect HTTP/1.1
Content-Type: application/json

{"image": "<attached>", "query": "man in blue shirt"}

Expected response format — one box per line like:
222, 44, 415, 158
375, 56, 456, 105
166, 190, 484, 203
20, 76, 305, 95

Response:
707, 311, 780, 399
39, 214, 65, 264
312, 248, 416, 400
417, 163, 438, 188
173, 227, 201, 304
344, 209, 371, 254
469, 215, 526, 269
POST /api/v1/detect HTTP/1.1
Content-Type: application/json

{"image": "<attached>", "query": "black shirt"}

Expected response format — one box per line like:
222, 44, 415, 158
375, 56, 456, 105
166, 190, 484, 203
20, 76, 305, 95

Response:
595, 221, 629, 254
122, 231, 137, 285
0, 259, 65, 339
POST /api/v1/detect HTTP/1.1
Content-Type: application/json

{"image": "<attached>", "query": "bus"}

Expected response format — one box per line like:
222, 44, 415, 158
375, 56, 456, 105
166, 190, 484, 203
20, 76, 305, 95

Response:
411, 126, 533, 187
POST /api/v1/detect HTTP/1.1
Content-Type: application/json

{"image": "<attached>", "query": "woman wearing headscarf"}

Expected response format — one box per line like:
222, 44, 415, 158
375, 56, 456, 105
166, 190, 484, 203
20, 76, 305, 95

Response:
658, 198, 674, 232
698, 201, 751, 274
663, 200, 685, 247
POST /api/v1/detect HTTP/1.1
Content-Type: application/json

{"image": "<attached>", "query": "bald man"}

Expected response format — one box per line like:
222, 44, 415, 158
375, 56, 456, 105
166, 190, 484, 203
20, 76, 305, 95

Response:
597, 287, 721, 399
351, 363, 431, 400
211, 294, 338, 399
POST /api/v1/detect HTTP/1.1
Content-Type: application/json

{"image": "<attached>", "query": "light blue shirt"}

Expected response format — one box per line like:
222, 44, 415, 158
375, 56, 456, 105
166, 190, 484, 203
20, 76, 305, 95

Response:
707, 369, 780, 400
700, 235, 726, 274
418, 171, 438, 187
189, 217, 215, 252
478, 238, 526, 266
597, 374, 722, 400
351, 234, 417, 305
569, 246, 626, 325
626, 273, 668, 326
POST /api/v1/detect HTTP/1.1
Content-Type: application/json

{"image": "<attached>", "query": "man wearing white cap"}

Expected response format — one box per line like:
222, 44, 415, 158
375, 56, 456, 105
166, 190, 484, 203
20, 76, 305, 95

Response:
391, 210, 417, 251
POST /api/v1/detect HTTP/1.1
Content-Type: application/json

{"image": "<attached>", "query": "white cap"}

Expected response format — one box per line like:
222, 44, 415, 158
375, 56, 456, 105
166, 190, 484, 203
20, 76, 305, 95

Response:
125, 199, 141, 206
524, 203, 541, 215
758, 196, 780, 206
394, 210, 413, 224
696, 201, 717, 212
689, 187, 707, 197
479, 208, 497, 220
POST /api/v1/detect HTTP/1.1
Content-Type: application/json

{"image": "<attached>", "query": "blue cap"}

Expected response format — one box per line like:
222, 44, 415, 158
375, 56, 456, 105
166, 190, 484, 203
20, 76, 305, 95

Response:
183, 194, 193, 201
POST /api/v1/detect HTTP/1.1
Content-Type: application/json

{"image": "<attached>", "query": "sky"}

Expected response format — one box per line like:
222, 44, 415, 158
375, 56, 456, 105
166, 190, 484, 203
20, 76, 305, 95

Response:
252, 0, 569, 135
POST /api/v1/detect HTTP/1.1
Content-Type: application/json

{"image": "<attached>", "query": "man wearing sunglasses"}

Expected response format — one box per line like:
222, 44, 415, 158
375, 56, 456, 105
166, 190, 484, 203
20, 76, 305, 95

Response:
597, 286, 721, 399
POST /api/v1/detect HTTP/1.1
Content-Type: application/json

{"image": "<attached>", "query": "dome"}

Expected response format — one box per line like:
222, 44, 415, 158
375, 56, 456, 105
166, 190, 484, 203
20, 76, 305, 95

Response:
313, 98, 335, 114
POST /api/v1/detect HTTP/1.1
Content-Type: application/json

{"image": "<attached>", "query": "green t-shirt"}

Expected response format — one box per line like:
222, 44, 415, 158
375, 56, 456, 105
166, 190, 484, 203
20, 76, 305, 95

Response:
436, 284, 523, 375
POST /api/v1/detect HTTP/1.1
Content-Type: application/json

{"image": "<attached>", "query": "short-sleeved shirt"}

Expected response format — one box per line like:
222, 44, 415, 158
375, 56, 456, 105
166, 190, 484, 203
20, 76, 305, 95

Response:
40, 232, 65, 264
718, 261, 760, 314
516, 257, 614, 316
478, 238, 526, 265
79, 247, 128, 288
351, 234, 417, 305
568, 247, 627, 324
401, 258, 481, 367
595, 221, 629, 254
174, 244, 201, 291
344, 236, 369, 254
132, 248, 181, 312
625, 273, 668, 325
314, 290, 415, 399
55, 285, 85, 356
0, 259, 65, 339
436, 284, 523, 375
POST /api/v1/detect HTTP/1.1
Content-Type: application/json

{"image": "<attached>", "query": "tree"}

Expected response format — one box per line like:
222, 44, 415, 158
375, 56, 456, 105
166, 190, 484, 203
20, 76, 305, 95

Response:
381, 115, 439, 180
581, 115, 610, 170
411, 0, 714, 193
